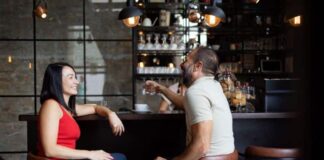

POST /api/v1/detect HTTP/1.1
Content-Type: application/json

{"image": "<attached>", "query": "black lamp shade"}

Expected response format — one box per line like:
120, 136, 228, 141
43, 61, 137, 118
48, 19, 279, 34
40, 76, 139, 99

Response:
203, 6, 225, 19
118, 6, 143, 20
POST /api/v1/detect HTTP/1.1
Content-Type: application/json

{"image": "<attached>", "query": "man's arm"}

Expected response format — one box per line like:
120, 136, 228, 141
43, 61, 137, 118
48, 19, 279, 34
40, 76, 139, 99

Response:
173, 120, 213, 160
145, 80, 185, 109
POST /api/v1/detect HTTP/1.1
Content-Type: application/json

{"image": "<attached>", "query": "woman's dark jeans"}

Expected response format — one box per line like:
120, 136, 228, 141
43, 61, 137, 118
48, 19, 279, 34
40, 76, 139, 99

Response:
111, 153, 127, 160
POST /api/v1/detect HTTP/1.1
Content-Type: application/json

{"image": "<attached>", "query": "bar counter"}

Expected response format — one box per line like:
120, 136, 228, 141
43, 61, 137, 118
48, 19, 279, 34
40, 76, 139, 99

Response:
19, 112, 301, 160
19, 112, 298, 121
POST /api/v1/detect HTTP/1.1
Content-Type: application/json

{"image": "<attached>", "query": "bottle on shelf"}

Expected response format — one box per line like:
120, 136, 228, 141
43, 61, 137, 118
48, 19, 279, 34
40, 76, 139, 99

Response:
138, 32, 146, 50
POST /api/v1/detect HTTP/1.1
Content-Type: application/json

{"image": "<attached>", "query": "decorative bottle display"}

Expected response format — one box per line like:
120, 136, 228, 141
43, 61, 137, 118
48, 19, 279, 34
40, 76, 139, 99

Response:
138, 32, 145, 50
153, 33, 161, 49
169, 34, 177, 50
161, 34, 169, 50
145, 33, 153, 50
219, 71, 256, 112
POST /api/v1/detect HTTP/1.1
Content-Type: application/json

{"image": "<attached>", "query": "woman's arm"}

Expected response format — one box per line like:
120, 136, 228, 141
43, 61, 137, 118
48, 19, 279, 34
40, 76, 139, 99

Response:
39, 100, 113, 160
76, 104, 125, 136
159, 100, 170, 112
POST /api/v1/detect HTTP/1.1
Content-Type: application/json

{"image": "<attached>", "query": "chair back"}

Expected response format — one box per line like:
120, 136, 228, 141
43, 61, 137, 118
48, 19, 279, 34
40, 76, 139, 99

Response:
27, 152, 48, 160
245, 145, 301, 159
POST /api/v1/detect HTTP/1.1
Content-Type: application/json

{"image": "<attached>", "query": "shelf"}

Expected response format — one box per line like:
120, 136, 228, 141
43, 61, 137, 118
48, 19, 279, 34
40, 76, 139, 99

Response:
136, 73, 182, 78
234, 72, 295, 77
215, 50, 290, 55
136, 50, 186, 56
207, 26, 285, 36
135, 26, 187, 32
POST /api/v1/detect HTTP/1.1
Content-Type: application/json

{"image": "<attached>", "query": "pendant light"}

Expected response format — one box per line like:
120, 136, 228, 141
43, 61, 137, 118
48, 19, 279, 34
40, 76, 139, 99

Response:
203, 0, 225, 27
118, 0, 143, 28
34, 0, 48, 19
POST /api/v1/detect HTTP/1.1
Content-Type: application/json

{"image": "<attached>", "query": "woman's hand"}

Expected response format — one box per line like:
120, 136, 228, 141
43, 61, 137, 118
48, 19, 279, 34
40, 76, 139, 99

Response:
154, 156, 167, 160
88, 150, 113, 160
108, 112, 125, 136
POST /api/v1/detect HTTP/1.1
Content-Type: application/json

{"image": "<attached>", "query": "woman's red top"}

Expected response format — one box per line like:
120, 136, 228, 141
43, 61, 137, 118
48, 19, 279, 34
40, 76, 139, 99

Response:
37, 103, 80, 160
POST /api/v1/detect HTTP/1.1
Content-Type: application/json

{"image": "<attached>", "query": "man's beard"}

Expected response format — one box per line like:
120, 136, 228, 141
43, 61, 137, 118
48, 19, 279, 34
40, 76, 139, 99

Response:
182, 64, 194, 88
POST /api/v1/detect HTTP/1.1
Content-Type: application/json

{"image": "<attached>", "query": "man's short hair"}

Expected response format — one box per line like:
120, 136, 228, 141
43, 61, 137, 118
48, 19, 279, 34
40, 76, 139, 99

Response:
192, 47, 219, 76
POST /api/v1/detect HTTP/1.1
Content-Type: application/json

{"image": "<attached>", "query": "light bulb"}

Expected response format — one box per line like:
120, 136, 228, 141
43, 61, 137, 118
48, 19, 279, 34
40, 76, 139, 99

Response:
8, 55, 12, 63
204, 14, 222, 27
34, 6, 47, 19
168, 63, 174, 68
288, 15, 301, 27
41, 13, 47, 19
122, 16, 140, 28
29, 62, 32, 69
138, 62, 144, 68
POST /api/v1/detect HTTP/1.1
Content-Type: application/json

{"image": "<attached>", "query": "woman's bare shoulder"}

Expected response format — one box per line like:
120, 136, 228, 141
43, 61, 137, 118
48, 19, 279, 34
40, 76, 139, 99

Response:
39, 99, 61, 115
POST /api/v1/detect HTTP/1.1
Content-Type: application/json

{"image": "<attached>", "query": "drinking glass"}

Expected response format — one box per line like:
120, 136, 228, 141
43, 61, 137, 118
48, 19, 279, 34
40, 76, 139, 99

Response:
176, 34, 185, 50
161, 34, 169, 50
138, 33, 145, 50
153, 33, 161, 49
145, 33, 153, 50
169, 34, 177, 50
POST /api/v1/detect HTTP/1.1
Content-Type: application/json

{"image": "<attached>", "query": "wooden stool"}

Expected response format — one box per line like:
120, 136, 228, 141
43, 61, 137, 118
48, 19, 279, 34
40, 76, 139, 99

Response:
245, 145, 301, 159
199, 150, 238, 160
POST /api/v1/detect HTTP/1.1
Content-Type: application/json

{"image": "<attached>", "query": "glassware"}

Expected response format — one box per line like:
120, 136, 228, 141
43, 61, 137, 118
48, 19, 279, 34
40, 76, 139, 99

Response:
153, 33, 161, 49
161, 34, 169, 50
142, 86, 156, 95
169, 34, 177, 50
145, 33, 153, 50
176, 34, 185, 50
138, 33, 145, 50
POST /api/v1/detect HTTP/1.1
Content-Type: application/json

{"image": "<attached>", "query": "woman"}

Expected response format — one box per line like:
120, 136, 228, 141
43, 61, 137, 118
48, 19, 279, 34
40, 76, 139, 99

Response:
37, 62, 126, 160
158, 82, 186, 113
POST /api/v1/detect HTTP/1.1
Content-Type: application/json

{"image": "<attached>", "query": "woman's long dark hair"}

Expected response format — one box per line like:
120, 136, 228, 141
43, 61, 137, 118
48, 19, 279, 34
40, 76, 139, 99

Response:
40, 62, 77, 115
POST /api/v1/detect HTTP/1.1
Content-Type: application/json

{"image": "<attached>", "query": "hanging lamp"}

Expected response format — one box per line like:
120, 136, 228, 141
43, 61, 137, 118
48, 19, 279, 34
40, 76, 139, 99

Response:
118, 0, 143, 28
203, 0, 225, 27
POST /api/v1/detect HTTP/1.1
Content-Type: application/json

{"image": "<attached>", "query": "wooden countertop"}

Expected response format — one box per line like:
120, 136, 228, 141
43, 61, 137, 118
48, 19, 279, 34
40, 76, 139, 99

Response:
19, 112, 298, 121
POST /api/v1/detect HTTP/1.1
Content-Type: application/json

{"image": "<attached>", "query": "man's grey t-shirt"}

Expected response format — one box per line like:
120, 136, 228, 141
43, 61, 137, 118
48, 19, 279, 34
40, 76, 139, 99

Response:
184, 76, 235, 156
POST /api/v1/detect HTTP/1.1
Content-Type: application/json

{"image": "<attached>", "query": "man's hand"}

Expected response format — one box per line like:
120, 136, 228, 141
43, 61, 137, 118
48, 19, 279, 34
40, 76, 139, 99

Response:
144, 80, 164, 93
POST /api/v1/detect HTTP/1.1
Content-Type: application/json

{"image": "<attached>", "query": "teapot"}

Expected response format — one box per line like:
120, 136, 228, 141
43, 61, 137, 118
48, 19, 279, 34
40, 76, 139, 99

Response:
174, 14, 183, 26
142, 17, 152, 27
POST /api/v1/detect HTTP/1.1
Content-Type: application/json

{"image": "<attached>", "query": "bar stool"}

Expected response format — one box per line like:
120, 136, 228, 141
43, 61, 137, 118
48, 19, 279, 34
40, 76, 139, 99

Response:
244, 145, 301, 159
199, 150, 239, 160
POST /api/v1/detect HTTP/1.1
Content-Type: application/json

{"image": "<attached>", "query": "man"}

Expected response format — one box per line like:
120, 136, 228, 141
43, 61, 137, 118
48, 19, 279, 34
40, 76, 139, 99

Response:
146, 47, 236, 160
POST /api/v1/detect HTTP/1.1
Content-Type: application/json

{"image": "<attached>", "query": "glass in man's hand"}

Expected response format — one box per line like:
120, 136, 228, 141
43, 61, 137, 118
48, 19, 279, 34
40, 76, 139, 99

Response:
142, 88, 156, 95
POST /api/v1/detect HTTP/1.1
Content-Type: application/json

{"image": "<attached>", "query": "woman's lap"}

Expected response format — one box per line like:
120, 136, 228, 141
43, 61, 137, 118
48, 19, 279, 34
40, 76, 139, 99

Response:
111, 153, 127, 160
